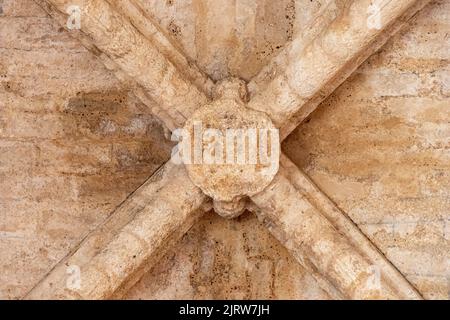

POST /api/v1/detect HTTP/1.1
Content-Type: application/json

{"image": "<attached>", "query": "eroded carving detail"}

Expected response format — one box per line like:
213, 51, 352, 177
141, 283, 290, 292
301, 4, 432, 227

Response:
182, 79, 280, 218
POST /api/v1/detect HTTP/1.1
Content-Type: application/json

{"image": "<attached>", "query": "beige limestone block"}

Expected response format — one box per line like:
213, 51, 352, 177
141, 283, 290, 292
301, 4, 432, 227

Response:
40, 0, 209, 127
25, 162, 211, 299
248, 0, 432, 139
250, 155, 423, 299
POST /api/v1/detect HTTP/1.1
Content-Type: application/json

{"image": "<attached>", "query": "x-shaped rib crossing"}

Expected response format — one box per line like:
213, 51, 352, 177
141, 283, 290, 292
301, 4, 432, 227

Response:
26, 0, 431, 300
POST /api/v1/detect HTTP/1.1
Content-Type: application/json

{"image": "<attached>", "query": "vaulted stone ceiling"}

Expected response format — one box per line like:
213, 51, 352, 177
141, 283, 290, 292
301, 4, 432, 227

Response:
0, 0, 448, 300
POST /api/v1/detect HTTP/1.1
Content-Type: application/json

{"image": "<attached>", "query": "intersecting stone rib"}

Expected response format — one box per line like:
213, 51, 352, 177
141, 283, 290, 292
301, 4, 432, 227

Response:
41, 0, 209, 129
247, 0, 431, 139
32, 0, 431, 300
250, 154, 422, 299
107, 0, 215, 98
25, 162, 211, 300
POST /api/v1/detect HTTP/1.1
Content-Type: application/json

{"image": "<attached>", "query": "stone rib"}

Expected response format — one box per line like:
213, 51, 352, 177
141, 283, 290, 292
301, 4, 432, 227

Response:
107, 0, 215, 99
250, 155, 423, 299
40, 0, 209, 127
247, 0, 432, 139
30, 0, 433, 300
25, 162, 211, 299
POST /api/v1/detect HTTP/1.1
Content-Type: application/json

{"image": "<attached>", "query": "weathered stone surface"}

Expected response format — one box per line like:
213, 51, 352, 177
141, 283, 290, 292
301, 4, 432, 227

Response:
1, 0, 448, 300
37, 0, 209, 129
0, 0, 173, 299
107, 0, 215, 98
250, 155, 422, 299
138, 0, 301, 82
127, 0, 450, 300
183, 79, 280, 218
284, 0, 450, 299
248, 0, 432, 139
124, 210, 334, 300
25, 162, 210, 299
